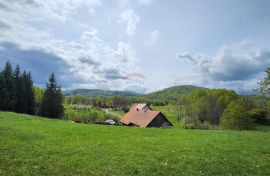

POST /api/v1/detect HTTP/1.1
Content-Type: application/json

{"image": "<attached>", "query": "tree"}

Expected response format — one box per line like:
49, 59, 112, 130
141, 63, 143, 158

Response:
258, 68, 270, 97
34, 86, 44, 114
220, 100, 250, 130
40, 73, 64, 119
0, 73, 8, 110
23, 72, 35, 115
14, 65, 24, 113
2, 62, 15, 110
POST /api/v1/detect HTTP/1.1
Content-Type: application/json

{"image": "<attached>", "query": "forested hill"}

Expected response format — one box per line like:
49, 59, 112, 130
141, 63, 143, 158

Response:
63, 85, 205, 101
63, 89, 140, 97
143, 85, 206, 103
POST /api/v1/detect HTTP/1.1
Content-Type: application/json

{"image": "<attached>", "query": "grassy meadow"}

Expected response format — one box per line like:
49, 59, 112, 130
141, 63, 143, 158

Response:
1, 112, 270, 175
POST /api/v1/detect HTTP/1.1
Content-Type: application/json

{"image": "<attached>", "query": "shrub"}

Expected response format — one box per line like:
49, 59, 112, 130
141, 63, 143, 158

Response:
182, 116, 214, 130
220, 101, 250, 130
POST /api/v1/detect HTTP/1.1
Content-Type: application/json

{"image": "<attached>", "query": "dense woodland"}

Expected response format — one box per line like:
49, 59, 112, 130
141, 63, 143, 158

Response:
0, 61, 269, 130
0, 62, 35, 114
0, 62, 64, 119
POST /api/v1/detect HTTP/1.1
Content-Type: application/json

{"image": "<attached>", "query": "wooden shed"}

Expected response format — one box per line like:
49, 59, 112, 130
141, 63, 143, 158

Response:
120, 103, 173, 128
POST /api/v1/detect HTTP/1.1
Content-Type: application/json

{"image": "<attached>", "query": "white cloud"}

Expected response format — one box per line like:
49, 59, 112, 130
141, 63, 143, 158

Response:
138, 0, 155, 5
0, 0, 140, 90
145, 30, 160, 46
177, 41, 270, 86
80, 29, 99, 41
119, 9, 140, 36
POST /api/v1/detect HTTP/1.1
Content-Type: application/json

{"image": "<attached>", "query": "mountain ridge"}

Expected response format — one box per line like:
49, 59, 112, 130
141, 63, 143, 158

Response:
63, 85, 205, 99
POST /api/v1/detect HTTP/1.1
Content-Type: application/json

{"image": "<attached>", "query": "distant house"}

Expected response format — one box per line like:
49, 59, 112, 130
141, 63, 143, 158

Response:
120, 103, 173, 128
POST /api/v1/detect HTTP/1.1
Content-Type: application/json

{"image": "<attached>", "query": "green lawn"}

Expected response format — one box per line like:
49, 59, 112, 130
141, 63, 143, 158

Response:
1, 112, 270, 176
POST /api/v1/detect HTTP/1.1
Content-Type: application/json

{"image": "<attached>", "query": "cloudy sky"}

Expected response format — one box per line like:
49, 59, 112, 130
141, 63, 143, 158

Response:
0, 0, 270, 93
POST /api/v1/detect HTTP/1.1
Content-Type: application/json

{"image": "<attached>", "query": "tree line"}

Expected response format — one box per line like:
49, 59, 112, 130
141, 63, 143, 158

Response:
0, 62, 35, 114
66, 95, 159, 112
178, 68, 270, 130
0, 62, 64, 119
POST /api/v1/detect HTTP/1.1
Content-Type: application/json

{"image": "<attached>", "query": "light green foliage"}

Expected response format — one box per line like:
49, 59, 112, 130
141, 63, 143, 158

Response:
258, 68, 270, 97
64, 105, 118, 123
34, 86, 44, 109
257, 68, 270, 118
180, 89, 240, 129
1, 112, 270, 175
144, 85, 204, 104
220, 101, 250, 130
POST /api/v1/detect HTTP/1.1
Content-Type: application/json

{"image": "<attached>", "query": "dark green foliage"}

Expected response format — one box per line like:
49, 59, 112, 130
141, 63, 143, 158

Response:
14, 65, 24, 113
40, 73, 64, 119
2, 62, 15, 110
0, 62, 35, 114
63, 89, 140, 97
0, 73, 9, 109
22, 72, 35, 115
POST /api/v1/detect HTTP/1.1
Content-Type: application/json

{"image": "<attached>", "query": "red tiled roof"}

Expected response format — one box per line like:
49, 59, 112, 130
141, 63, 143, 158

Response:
120, 108, 160, 127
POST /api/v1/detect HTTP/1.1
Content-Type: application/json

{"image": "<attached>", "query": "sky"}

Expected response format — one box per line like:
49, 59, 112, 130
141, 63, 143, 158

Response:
0, 0, 270, 93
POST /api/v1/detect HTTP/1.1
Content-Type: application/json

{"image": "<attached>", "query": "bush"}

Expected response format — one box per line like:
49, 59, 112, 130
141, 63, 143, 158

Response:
220, 101, 250, 130
64, 105, 116, 123
182, 116, 214, 130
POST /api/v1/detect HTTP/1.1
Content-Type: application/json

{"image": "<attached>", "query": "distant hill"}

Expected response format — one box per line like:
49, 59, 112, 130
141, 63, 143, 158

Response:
143, 85, 205, 102
63, 85, 205, 102
63, 89, 140, 97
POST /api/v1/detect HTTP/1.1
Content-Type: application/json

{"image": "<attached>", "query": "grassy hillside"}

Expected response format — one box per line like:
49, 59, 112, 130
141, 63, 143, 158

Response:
63, 89, 140, 97
1, 112, 270, 175
143, 85, 205, 103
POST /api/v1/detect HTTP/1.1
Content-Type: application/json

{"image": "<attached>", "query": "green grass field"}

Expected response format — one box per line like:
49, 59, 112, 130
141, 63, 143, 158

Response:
1, 112, 270, 176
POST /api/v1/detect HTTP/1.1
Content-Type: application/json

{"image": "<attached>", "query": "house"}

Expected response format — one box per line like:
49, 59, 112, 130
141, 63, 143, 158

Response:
120, 103, 173, 128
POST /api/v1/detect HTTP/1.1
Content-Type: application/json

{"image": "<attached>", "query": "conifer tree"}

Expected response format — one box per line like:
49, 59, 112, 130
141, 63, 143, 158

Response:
23, 72, 35, 115
40, 73, 64, 118
2, 62, 15, 110
0, 72, 8, 110
14, 65, 24, 113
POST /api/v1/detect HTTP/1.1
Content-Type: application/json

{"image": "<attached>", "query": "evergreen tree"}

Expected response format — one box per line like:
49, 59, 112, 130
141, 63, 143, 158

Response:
40, 73, 64, 118
14, 65, 24, 113
23, 72, 35, 115
2, 62, 15, 110
0, 72, 9, 110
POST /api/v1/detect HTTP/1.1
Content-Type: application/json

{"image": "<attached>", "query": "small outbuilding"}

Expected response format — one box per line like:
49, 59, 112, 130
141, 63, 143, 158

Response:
120, 103, 173, 128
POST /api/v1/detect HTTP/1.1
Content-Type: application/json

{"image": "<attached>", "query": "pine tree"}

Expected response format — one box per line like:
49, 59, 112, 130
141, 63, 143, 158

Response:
2, 62, 15, 110
0, 72, 9, 110
23, 72, 35, 115
40, 73, 64, 118
14, 65, 24, 113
